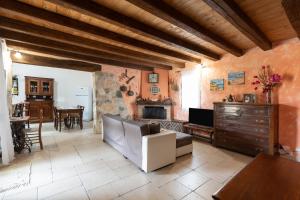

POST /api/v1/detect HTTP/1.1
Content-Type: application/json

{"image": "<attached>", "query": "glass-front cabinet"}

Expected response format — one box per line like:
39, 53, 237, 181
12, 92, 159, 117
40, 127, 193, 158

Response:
25, 76, 54, 96
41, 80, 53, 96
28, 78, 40, 95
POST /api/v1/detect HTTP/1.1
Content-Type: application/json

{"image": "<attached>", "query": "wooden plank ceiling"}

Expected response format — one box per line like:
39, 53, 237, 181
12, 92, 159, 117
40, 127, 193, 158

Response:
0, 0, 297, 71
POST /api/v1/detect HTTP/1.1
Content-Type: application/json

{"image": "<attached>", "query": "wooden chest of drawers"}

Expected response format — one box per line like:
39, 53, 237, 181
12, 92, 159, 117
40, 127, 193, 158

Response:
214, 102, 278, 156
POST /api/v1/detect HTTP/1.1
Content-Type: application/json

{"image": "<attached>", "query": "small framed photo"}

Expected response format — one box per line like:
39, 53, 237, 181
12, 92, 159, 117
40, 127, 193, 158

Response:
148, 73, 159, 83
150, 86, 160, 94
243, 94, 256, 103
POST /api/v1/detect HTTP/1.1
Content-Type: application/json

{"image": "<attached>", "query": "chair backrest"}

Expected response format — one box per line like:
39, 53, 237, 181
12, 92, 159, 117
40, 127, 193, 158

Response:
13, 103, 24, 117
38, 109, 44, 135
23, 102, 30, 117
53, 106, 57, 116
77, 105, 85, 110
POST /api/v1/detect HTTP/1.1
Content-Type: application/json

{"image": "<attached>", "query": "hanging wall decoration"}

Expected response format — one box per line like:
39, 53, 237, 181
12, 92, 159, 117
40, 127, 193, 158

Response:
228, 71, 245, 85
150, 85, 160, 94
210, 79, 224, 91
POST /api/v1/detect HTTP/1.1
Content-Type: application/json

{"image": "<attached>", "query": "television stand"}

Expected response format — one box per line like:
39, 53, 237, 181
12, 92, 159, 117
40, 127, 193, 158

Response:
183, 123, 214, 144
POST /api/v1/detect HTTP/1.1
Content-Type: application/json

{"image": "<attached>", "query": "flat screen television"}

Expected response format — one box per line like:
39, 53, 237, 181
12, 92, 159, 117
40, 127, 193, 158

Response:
188, 108, 214, 127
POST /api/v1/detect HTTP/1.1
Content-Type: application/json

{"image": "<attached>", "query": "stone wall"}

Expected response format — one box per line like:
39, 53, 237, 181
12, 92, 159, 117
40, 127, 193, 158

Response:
93, 71, 130, 134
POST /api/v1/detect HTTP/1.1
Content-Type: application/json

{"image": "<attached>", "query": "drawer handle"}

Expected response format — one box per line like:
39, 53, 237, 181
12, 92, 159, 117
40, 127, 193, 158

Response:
255, 128, 264, 132
255, 148, 263, 152
255, 119, 265, 123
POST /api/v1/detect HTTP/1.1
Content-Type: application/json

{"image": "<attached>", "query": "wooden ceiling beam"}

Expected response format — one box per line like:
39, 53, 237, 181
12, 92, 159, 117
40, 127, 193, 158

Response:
11, 51, 101, 72
0, 1, 206, 62
282, 0, 300, 38
46, 0, 219, 59
202, 0, 272, 50
6, 41, 154, 71
0, 16, 186, 68
0, 28, 171, 70
126, 0, 243, 57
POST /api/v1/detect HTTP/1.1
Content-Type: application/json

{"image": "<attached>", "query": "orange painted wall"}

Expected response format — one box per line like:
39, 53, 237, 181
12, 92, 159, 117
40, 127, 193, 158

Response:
141, 68, 169, 100
101, 65, 141, 117
170, 38, 300, 150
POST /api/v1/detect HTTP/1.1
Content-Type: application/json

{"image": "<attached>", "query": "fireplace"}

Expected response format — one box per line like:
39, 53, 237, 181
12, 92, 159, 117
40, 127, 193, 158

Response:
136, 100, 172, 120
143, 106, 166, 119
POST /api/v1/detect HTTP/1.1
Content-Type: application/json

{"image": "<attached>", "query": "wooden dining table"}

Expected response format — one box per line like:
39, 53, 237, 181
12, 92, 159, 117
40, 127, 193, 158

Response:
10, 116, 30, 153
56, 107, 83, 132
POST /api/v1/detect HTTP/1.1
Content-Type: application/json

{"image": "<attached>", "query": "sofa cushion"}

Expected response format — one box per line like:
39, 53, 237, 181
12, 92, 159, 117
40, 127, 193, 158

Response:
176, 132, 192, 148
148, 123, 160, 134
123, 120, 150, 136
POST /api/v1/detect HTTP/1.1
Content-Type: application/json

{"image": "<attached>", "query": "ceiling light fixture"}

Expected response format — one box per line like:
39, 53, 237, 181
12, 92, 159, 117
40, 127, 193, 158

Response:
15, 51, 22, 59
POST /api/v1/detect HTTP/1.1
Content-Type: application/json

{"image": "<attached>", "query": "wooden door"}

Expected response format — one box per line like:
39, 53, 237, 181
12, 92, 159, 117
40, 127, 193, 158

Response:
40, 79, 54, 96
26, 77, 41, 96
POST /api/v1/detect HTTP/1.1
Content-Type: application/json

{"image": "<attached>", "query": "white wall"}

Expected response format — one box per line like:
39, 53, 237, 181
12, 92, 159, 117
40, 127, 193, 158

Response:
12, 63, 93, 120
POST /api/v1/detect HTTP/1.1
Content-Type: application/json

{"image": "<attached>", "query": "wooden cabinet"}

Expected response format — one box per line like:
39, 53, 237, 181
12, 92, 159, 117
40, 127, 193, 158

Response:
25, 76, 54, 123
213, 102, 278, 156
25, 76, 54, 96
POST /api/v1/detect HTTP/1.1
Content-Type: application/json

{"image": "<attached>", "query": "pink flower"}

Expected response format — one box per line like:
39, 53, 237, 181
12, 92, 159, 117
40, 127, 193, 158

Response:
271, 74, 281, 83
255, 80, 260, 84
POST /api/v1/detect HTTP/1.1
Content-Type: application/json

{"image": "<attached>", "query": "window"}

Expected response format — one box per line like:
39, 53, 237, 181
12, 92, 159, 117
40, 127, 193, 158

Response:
181, 66, 201, 110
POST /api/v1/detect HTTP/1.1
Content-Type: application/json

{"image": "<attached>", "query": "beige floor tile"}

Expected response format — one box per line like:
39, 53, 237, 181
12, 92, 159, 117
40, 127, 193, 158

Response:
44, 186, 88, 200
109, 173, 150, 195
122, 183, 173, 200
52, 166, 78, 181
79, 168, 119, 190
159, 180, 192, 200
3, 187, 37, 200
195, 179, 222, 200
113, 164, 140, 179
104, 157, 132, 170
182, 192, 205, 200
37, 176, 82, 199
30, 171, 53, 187
195, 159, 243, 183
177, 171, 209, 190
88, 183, 119, 200
75, 160, 109, 174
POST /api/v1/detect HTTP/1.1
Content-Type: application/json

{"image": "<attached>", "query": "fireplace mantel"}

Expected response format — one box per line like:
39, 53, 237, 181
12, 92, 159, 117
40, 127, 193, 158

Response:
136, 98, 172, 106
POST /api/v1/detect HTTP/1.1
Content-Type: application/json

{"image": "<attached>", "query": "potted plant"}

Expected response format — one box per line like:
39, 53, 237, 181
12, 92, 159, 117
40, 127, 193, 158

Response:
252, 65, 282, 104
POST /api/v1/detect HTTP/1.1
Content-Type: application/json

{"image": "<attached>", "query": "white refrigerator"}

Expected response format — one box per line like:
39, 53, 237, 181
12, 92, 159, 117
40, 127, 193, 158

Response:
74, 87, 93, 121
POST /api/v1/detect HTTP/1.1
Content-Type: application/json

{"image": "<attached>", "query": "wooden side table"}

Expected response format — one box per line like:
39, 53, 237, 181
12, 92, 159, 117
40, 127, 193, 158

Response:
213, 154, 300, 200
183, 123, 214, 143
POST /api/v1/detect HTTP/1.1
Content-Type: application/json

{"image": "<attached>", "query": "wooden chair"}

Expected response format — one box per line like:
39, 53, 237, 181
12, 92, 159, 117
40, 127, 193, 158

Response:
26, 109, 43, 150
13, 102, 30, 128
23, 102, 30, 128
53, 106, 58, 130
54, 107, 70, 130
70, 105, 84, 128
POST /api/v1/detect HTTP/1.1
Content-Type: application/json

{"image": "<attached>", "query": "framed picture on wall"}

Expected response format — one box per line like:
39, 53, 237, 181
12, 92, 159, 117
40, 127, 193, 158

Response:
150, 86, 160, 94
228, 71, 245, 85
210, 79, 224, 91
148, 73, 159, 83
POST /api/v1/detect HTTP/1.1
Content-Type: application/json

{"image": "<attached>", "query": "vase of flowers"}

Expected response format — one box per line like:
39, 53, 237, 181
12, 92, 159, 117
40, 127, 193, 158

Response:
252, 65, 282, 104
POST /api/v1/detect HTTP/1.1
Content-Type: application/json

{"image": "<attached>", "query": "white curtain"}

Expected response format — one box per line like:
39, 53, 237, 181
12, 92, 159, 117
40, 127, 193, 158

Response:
181, 66, 201, 110
0, 39, 14, 165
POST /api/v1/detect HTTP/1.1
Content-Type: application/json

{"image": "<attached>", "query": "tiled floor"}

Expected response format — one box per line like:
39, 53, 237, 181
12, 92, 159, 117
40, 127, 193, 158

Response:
0, 123, 252, 200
